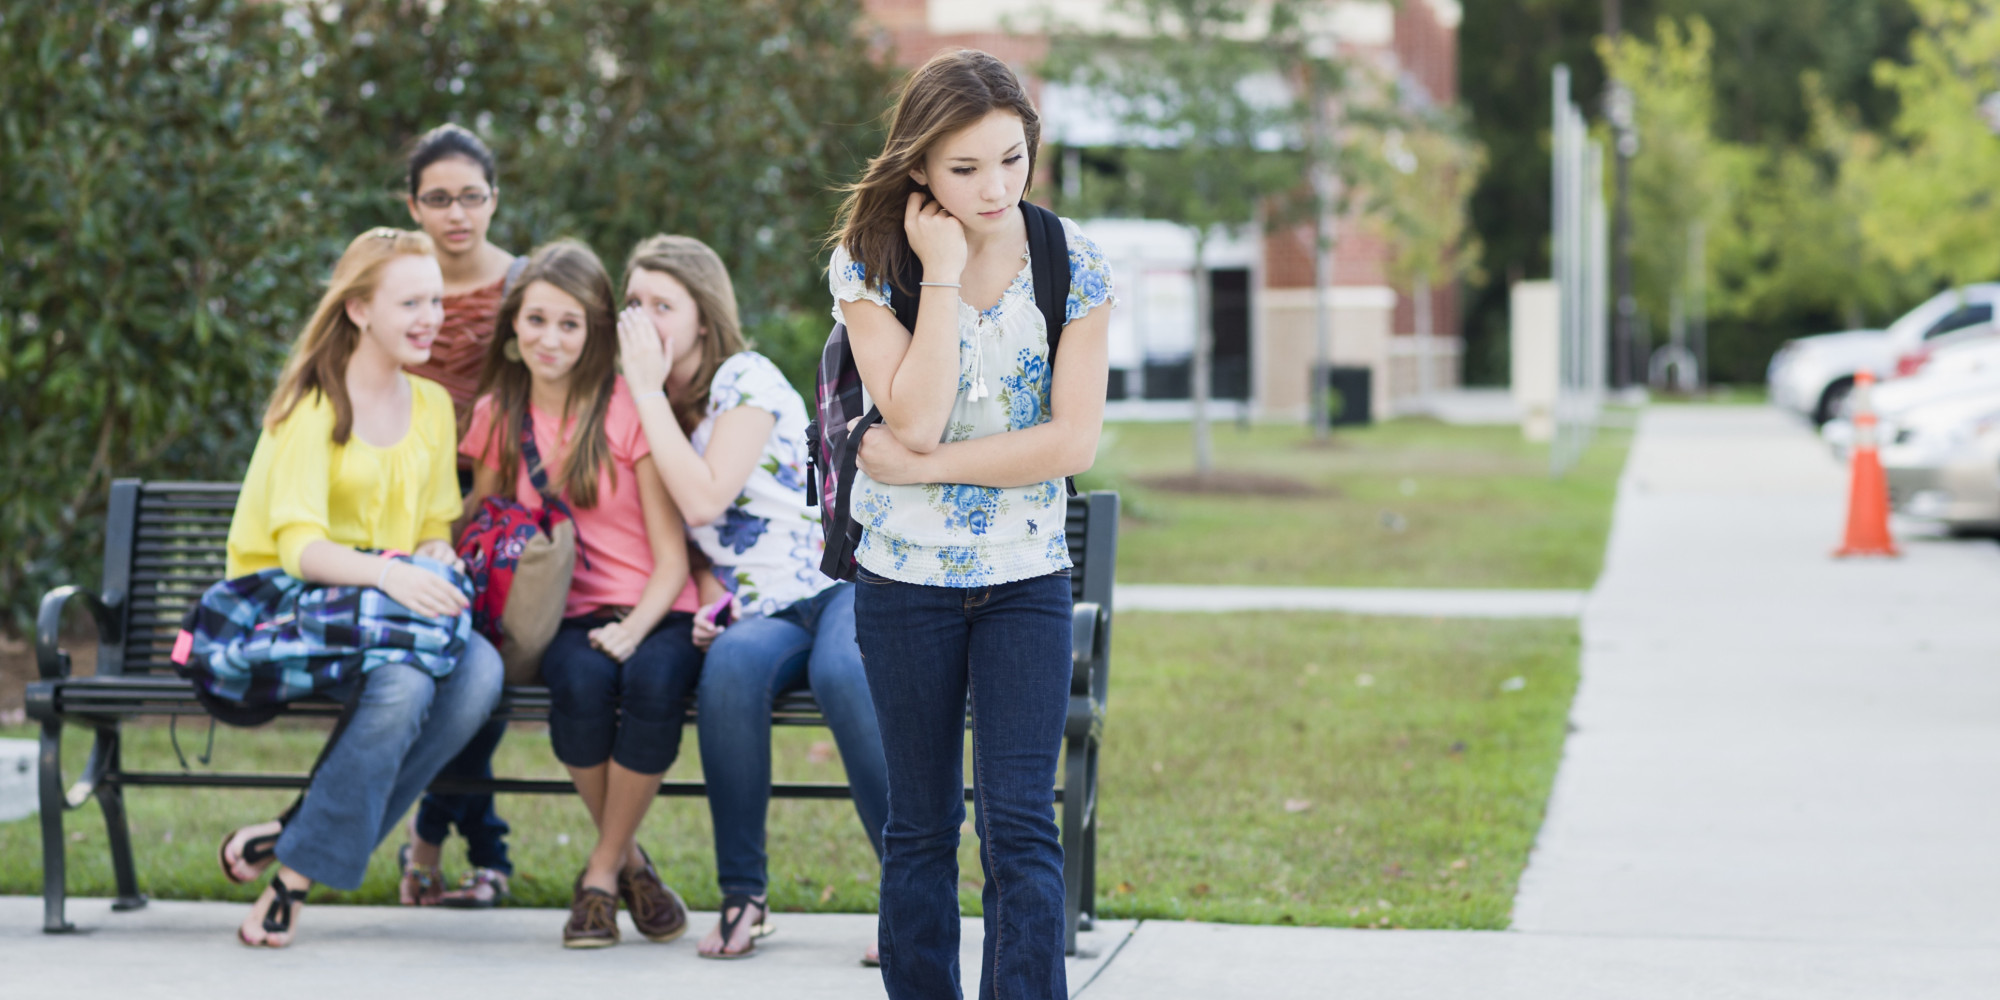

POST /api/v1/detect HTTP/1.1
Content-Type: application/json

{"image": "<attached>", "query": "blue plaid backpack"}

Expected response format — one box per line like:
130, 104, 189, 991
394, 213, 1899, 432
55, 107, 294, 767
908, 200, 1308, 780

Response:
172, 553, 474, 727
806, 201, 1072, 580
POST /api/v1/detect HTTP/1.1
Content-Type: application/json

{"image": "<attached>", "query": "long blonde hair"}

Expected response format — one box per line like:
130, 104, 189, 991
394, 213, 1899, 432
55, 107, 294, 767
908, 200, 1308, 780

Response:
473, 240, 621, 509
621, 234, 747, 433
265, 227, 436, 444
829, 49, 1041, 300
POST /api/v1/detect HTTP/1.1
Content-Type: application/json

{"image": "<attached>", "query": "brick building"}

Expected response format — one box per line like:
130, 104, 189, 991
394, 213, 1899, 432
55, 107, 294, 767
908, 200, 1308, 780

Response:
857, 0, 1465, 420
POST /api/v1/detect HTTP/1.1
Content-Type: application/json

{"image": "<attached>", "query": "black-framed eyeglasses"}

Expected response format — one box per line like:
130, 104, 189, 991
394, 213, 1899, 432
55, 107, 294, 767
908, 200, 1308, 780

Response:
416, 190, 493, 210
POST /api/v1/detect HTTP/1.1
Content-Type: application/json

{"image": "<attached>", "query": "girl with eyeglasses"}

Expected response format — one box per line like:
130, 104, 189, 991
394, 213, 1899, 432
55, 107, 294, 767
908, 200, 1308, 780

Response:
403, 123, 519, 417
395, 123, 522, 909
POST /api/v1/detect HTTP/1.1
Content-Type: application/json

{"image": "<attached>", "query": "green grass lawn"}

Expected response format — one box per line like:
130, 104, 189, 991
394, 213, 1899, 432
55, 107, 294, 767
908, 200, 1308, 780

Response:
1087, 419, 1629, 589
0, 611, 1576, 930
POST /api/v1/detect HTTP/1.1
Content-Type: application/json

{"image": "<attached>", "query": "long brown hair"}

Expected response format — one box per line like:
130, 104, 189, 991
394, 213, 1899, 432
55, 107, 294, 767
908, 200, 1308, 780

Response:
265, 228, 437, 443
474, 240, 620, 508
829, 49, 1040, 300
621, 235, 748, 433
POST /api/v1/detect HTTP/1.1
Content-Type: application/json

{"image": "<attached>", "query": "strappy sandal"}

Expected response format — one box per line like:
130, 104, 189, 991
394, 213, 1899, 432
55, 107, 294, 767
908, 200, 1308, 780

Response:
440, 867, 512, 909
397, 843, 446, 906
701, 893, 774, 960
239, 873, 311, 948
217, 823, 280, 885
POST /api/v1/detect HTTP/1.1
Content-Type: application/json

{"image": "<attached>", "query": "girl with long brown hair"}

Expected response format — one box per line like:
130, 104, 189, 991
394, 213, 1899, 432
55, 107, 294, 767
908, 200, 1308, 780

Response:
217, 228, 504, 948
459, 240, 699, 949
616, 235, 888, 961
827, 49, 1115, 997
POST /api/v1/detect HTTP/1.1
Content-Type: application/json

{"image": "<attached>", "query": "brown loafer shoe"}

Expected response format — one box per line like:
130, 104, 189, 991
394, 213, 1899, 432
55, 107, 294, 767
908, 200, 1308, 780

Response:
563, 875, 621, 949
619, 848, 689, 943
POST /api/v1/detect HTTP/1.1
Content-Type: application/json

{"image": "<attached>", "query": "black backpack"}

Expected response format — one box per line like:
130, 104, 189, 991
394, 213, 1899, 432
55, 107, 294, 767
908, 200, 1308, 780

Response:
807, 201, 1072, 581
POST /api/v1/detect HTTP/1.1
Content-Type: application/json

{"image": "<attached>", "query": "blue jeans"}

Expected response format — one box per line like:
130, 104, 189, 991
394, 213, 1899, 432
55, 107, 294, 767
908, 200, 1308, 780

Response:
542, 613, 703, 774
411, 716, 513, 874
274, 634, 504, 891
699, 582, 887, 897
853, 568, 1072, 1000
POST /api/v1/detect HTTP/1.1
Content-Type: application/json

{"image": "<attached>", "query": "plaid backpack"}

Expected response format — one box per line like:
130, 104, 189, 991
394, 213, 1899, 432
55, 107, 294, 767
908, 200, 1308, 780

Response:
172, 553, 474, 727
808, 201, 1072, 581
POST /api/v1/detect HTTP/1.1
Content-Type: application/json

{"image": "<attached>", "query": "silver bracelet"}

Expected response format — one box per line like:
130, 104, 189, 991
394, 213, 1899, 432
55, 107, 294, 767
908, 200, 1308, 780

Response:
638, 389, 667, 400
919, 281, 962, 289
376, 559, 396, 590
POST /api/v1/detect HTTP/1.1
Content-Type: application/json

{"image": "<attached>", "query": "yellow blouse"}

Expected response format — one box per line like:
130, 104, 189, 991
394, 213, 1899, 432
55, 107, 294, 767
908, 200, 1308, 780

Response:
226, 376, 462, 579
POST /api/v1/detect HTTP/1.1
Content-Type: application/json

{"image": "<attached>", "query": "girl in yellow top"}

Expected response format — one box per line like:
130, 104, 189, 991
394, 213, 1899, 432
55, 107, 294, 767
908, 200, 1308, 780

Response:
217, 228, 504, 948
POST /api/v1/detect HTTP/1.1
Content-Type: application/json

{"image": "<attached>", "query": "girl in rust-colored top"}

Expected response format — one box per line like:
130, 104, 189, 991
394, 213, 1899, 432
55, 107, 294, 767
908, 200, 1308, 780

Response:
403, 124, 519, 418
397, 123, 520, 909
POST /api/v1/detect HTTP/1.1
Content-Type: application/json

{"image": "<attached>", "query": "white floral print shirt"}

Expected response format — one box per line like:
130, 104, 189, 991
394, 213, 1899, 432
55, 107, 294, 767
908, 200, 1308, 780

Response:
827, 216, 1116, 587
687, 351, 834, 618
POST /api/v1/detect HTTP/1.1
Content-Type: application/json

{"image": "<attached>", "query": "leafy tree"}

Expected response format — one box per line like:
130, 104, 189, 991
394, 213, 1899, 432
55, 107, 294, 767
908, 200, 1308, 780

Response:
1, 0, 324, 629
1852, 0, 2000, 292
1361, 116, 1486, 398
1460, 0, 1918, 385
1, 0, 895, 628
1045, 0, 1304, 472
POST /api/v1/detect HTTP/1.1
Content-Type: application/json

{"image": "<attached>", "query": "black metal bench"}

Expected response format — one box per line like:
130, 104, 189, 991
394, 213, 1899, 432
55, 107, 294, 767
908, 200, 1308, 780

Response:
28, 479, 1117, 951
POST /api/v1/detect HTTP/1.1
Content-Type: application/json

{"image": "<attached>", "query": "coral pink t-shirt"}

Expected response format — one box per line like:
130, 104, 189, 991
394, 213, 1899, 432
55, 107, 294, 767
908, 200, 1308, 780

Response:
462, 377, 698, 620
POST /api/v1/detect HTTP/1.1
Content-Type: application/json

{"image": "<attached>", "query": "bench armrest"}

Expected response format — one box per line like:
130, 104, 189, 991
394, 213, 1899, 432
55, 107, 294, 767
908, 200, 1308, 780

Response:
37, 585, 123, 681
1070, 602, 1103, 699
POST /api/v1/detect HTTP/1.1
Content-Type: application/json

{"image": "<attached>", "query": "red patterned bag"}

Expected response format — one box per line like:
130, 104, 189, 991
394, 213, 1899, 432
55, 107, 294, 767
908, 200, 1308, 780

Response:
455, 409, 579, 684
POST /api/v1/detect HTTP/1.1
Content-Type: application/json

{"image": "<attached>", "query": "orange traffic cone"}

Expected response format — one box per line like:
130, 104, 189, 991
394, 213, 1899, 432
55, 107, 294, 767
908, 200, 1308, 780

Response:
1834, 371, 1900, 558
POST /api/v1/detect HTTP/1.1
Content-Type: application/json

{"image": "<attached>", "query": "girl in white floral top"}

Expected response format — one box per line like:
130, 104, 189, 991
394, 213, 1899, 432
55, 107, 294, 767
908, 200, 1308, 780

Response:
828, 50, 1114, 1000
615, 235, 887, 964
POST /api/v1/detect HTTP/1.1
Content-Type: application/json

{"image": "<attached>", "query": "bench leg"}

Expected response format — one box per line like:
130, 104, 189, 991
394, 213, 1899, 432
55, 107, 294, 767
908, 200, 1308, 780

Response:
1061, 734, 1090, 956
95, 731, 146, 912
38, 719, 73, 934
1079, 737, 1099, 933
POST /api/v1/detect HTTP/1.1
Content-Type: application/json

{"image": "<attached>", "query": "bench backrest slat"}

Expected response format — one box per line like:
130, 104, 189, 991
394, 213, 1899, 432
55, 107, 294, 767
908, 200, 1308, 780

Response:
108, 478, 1114, 679
116, 480, 238, 677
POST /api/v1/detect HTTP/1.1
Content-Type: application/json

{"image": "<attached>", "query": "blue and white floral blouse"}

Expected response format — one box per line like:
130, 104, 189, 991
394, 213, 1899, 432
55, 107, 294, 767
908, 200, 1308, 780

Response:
828, 215, 1116, 587
687, 351, 834, 618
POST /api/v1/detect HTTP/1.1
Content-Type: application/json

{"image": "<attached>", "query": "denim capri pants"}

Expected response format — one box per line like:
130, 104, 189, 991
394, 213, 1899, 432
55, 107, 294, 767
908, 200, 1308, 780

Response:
540, 612, 703, 774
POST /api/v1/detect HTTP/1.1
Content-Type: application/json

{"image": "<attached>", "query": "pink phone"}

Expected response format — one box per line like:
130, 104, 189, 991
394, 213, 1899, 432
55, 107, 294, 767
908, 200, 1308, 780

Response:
698, 595, 735, 630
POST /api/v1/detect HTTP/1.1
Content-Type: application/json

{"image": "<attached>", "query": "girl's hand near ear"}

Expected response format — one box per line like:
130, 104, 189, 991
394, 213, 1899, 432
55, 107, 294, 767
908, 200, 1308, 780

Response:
905, 192, 967, 281
618, 305, 671, 391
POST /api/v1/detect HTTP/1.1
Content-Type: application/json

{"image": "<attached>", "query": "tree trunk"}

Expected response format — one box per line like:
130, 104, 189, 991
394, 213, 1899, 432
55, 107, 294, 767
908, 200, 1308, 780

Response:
1192, 235, 1214, 475
1414, 274, 1433, 401
1310, 82, 1337, 442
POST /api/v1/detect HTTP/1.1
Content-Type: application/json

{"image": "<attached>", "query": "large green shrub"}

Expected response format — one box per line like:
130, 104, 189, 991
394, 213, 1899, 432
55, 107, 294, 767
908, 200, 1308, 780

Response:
1, 0, 326, 628
1, 0, 895, 628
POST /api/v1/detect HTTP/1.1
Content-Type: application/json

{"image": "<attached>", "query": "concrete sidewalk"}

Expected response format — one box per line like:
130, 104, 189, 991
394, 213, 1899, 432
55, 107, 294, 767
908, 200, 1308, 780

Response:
7, 406, 1996, 996
1511, 406, 2000, 986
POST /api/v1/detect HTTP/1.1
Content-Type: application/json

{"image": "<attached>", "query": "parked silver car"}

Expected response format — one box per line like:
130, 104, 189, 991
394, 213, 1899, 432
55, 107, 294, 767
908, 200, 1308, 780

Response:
1881, 391, 2000, 533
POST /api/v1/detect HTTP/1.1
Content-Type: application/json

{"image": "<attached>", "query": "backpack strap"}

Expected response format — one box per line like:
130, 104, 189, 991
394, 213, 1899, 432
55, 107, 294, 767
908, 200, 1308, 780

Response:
518, 407, 590, 569
1022, 201, 1071, 357
1022, 201, 1079, 498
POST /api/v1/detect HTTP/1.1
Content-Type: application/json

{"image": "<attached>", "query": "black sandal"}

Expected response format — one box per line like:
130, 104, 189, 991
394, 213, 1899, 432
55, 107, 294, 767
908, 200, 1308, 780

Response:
702, 893, 773, 960
217, 824, 280, 885
238, 874, 311, 948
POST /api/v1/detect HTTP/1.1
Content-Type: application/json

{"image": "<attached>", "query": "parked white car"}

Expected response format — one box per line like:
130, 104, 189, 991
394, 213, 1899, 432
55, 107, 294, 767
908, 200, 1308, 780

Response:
1824, 336, 2000, 457
1769, 284, 2000, 424
1880, 390, 2000, 533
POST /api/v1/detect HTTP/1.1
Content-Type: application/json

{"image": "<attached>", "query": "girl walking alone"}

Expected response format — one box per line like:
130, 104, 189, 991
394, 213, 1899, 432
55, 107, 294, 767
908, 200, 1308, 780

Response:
827, 49, 1115, 998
